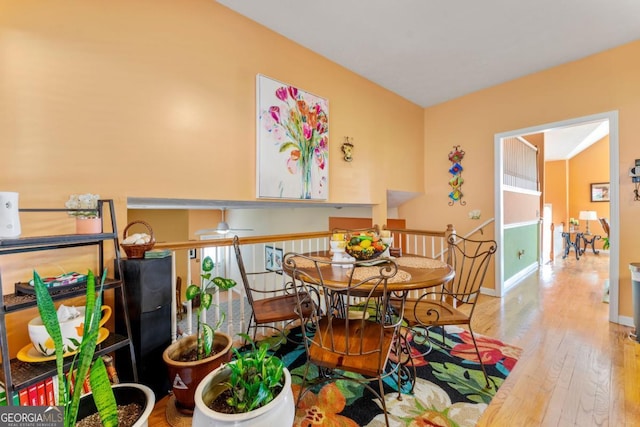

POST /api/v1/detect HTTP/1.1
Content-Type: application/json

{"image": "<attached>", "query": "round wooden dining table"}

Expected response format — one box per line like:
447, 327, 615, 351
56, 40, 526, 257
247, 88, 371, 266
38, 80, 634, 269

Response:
283, 250, 455, 293
282, 250, 455, 397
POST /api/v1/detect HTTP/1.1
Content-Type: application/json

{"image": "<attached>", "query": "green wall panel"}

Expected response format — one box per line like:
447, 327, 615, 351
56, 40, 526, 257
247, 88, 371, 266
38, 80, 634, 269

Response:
504, 223, 539, 281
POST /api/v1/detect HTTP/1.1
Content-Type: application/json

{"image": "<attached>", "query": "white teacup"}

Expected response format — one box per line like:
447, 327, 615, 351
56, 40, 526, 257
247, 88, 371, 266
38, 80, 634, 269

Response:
28, 305, 111, 356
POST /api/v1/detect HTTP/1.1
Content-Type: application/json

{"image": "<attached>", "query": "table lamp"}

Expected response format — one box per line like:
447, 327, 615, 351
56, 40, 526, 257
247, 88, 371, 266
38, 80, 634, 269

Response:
579, 210, 598, 235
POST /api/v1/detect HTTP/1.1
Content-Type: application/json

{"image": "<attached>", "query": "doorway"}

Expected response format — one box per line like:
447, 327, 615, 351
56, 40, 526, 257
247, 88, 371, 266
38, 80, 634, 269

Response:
494, 111, 619, 323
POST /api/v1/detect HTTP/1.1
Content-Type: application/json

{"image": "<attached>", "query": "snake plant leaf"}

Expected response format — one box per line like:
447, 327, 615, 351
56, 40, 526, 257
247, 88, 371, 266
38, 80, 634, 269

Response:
33, 271, 65, 407
68, 271, 105, 427
89, 357, 118, 427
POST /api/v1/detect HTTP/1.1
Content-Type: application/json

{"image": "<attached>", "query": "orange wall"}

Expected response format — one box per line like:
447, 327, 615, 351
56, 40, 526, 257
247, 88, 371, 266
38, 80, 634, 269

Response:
0, 0, 424, 287
544, 160, 568, 226
503, 192, 540, 224
403, 41, 640, 317
0, 0, 424, 228
568, 136, 610, 236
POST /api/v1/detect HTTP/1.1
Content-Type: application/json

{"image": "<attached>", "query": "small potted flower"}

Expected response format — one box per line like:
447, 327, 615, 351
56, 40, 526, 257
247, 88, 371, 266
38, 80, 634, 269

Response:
569, 217, 580, 232
65, 193, 102, 234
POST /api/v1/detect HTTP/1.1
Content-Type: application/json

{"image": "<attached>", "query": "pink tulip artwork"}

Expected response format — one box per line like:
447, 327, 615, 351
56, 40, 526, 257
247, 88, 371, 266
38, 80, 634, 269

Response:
257, 75, 329, 200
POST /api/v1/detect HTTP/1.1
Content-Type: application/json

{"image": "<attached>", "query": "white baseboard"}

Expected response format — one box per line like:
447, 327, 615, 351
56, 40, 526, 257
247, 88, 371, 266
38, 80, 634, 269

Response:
504, 262, 539, 290
617, 315, 634, 328
480, 287, 497, 297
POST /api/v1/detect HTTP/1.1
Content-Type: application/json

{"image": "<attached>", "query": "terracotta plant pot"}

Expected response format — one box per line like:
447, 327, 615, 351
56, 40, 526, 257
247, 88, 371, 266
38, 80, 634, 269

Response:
75, 217, 102, 234
162, 332, 233, 414
192, 365, 294, 427
77, 383, 155, 427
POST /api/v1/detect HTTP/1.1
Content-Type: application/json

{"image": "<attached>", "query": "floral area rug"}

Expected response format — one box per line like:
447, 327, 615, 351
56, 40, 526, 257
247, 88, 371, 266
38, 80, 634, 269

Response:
254, 325, 521, 427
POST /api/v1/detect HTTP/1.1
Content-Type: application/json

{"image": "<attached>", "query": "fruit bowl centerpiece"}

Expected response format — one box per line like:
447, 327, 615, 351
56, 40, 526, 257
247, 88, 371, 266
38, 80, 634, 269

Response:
345, 232, 389, 260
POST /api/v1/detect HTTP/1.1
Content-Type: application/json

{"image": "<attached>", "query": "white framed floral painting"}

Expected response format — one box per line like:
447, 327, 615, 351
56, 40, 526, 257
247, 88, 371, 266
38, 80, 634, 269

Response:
256, 74, 329, 200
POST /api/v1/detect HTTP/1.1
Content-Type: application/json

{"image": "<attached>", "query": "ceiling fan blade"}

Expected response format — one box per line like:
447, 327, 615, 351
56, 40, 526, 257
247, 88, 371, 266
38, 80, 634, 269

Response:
195, 228, 220, 235
195, 227, 254, 235
195, 213, 254, 236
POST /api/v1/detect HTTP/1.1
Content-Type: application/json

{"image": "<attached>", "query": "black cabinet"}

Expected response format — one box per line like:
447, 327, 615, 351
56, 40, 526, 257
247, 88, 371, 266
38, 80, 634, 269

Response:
116, 257, 172, 398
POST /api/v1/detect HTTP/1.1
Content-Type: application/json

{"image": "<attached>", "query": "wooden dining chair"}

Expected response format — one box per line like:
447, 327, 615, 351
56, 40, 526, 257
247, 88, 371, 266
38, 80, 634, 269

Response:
392, 235, 497, 388
232, 236, 316, 344
284, 253, 404, 427
331, 224, 380, 235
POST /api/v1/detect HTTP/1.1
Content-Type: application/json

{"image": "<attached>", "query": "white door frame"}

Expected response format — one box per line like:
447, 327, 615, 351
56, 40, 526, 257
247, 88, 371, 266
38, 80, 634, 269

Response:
494, 111, 619, 323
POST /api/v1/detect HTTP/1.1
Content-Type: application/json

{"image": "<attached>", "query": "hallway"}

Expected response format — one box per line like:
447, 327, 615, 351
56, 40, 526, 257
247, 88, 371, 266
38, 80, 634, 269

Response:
475, 254, 639, 426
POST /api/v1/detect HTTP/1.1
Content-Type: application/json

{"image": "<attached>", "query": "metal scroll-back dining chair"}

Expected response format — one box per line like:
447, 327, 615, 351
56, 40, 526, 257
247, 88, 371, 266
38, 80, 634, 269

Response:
284, 253, 404, 427
393, 235, 497, 389
232, 236, 316, 344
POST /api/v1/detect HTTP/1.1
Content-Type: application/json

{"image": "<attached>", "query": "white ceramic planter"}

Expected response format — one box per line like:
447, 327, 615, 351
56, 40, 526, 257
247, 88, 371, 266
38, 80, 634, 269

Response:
77, 383, 155, 427
192, 365, 295, 427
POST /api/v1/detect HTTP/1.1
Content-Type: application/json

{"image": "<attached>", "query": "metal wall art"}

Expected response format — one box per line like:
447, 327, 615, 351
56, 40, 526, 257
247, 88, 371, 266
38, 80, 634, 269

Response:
256, 74, 329, 200
341, 137, 354, 162
448, 145, 466, 206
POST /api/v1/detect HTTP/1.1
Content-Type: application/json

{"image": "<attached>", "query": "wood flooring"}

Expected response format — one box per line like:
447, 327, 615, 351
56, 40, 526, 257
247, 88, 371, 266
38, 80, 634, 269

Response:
475, 253, 640, 427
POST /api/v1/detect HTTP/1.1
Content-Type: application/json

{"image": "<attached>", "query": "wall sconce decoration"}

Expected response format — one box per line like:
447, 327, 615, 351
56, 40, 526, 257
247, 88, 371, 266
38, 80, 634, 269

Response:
630, 159, 640, 201
448, 145, 466, 206
341, 137, 354, 162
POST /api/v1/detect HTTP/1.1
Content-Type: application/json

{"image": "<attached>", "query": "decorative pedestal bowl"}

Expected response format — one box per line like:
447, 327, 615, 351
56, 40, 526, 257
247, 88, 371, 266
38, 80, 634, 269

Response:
345, 237, 389, 261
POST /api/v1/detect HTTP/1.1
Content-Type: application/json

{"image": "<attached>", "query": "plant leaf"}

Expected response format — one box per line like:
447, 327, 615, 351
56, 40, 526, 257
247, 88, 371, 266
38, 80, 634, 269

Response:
278, 142, 298, 152
201, 293, 213, 310
185, 284, 200, 301
67, 270, 111, 427
202, 256, 215, 272
89, 357, 118, 427
213, 277, 237, 291
202, 323, 214, 357
33, 271, 65, 408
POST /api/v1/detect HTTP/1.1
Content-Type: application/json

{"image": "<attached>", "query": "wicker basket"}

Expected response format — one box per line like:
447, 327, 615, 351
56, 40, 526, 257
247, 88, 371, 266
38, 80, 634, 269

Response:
120, 220, 156, 259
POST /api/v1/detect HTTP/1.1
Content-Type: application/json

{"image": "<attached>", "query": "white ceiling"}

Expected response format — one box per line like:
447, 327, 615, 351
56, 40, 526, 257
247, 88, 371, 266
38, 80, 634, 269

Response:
216, 0, 640, 108
543, 120, 609, 161
218, 1, 617, 160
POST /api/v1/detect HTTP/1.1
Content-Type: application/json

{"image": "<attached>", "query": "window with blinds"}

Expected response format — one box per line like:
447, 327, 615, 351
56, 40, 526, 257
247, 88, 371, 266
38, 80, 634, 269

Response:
503, 136, 539, 191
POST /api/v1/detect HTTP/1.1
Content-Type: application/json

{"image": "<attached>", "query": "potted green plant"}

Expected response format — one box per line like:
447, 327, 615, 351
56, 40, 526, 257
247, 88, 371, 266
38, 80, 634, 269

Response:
33, 269, 154, 427
192, 334, 294, 427
65, 193, 101, 234
162, 255, 237, 414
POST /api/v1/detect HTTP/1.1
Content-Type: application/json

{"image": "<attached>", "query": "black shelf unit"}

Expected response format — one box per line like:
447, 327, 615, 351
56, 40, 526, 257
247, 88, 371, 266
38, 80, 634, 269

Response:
0, 199, 138, 405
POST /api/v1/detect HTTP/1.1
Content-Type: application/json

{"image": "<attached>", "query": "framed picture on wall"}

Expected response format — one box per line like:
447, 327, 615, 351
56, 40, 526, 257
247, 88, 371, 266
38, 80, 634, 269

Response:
256, 74, 329, 201
265, 245, 284, 272
590, 182, 610, 202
